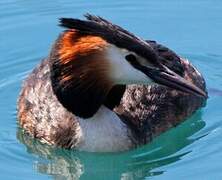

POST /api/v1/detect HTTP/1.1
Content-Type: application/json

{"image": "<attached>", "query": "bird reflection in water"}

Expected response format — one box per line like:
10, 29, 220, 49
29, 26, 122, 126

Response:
16, 111, 205, 180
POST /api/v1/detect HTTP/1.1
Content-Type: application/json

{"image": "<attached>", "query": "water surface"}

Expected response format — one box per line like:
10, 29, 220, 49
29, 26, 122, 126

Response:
1, 0, 222, 179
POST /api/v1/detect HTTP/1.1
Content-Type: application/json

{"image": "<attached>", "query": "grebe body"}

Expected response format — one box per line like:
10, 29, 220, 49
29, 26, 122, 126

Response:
17, 14, 207, 152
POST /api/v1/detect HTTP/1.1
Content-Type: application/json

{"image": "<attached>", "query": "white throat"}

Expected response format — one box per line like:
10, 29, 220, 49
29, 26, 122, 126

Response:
76, 106, 134, 152
106, 45, 153, 85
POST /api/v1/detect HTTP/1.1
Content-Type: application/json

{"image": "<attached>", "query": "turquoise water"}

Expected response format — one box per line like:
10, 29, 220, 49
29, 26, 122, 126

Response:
1, 0, 222, 179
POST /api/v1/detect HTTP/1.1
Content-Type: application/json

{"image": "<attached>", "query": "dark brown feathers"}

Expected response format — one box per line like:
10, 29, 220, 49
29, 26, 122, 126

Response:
146, 40, 185, 77
59, 14, 159, 66
17, 38, 207, 149
49, 30, 112, 118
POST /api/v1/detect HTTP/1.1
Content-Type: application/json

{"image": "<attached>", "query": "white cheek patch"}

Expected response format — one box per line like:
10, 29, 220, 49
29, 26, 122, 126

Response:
106, 45, 153, 84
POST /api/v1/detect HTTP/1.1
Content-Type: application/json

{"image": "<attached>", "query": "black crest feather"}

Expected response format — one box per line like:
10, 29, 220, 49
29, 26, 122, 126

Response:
59, 14, 159, 65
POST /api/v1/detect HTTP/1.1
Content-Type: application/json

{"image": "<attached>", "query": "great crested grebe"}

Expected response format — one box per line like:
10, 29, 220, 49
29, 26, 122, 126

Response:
17, 14, 207, 152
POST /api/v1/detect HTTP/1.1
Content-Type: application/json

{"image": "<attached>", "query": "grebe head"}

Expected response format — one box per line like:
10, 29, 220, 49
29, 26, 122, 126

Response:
50, 14, 207, 118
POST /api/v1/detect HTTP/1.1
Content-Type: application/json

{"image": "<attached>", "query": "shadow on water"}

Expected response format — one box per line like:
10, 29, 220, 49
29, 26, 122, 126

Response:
16, 111, 205, 180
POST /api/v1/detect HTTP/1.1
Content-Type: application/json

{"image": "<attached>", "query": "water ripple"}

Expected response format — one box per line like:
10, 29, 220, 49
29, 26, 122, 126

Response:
1, 0, 222, 179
